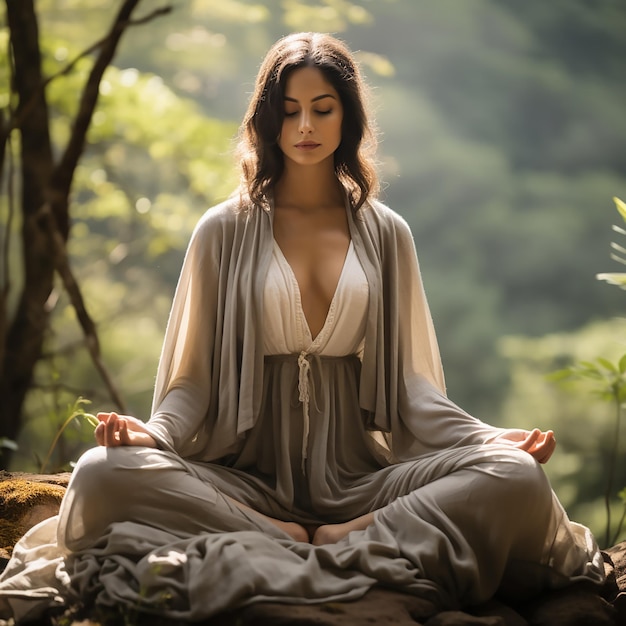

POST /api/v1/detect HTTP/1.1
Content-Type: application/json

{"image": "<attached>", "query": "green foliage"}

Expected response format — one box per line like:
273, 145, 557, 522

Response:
282, 0, 373, 32
564, 197, 626, 547
363, 0, 626, 414
498, 320, 626, 545
550, 356, 626, 547
500, 198, 626, 547
39, 398, 97, 474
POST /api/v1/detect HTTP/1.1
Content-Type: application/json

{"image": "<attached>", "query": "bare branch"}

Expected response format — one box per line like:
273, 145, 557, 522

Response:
38, 203, 127, 413
0, 118, 16, 382
1, 131, 15, 293
40, 6, 172, 90
52, 1, 172, 200
6, 5, 173, 138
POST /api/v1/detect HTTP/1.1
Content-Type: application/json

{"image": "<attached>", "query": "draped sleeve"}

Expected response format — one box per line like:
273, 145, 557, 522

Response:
145, 199, 274, 460
352, 201, 505, 462
145, 206, 224, 455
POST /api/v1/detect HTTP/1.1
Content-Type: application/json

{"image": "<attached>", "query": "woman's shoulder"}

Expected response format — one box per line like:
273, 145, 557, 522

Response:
195, 196, 244, 229
192, 195, 261, 238
360, 197, 413, 239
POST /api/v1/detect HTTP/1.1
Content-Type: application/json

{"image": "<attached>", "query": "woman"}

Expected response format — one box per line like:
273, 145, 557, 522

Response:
0, 32, 605, 622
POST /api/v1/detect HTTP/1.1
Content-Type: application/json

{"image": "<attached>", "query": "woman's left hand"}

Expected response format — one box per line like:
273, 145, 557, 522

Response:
492, 428, 556, 464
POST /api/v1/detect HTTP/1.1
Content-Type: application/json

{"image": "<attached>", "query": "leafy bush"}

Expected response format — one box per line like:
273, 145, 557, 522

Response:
551, 197, 626, 547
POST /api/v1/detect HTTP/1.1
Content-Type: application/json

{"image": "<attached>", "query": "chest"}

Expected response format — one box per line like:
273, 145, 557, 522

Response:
272, 208, 351, 303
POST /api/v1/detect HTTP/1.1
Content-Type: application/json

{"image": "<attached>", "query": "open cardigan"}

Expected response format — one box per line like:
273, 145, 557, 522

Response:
146, 196, 504, 462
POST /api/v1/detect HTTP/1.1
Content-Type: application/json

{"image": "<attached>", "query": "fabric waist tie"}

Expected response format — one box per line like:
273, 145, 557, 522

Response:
264, 353, 360, 473
297, 351, 312, 473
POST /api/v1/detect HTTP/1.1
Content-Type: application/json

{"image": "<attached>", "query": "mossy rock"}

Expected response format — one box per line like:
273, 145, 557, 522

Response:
0, 478, 67, 557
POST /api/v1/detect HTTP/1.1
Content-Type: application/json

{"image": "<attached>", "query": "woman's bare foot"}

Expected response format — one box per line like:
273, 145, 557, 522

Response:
274, 519, 309, 542
312, 512, 375, 545
225, 495, 309, 542
312, 523, 349, 545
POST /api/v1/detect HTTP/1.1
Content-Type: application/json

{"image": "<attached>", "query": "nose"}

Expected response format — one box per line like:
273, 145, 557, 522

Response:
298, 111, 313, 134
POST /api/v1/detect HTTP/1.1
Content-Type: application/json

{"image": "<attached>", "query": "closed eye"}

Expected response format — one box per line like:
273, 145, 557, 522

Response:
283, 110, 332, 117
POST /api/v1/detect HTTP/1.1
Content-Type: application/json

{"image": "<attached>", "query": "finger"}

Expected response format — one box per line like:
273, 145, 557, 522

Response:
537, 436, 557, 463
537, 449, 552, 464
94, 422, 105, 446
97, 412, 112, 423
118, 420, 132, 446
536, 445, 551, 463
516, 428, 540, 451
537, 431, 556, 453
105, 412, 120, 446
545, 437, 557, 461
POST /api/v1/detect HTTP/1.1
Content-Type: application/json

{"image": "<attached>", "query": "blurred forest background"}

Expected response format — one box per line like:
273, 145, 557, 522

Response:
2, 0, 626, 545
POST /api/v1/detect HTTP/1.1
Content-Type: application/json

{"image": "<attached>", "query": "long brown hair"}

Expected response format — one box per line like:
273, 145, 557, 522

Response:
236, 32, 379, 211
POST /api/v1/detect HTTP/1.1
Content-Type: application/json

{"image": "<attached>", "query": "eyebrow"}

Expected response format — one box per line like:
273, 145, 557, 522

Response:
283, 94, 336, 103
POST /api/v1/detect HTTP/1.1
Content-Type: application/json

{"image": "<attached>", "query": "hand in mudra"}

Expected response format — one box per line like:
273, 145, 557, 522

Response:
95, 412, 157, 448
493, 428, 556, 464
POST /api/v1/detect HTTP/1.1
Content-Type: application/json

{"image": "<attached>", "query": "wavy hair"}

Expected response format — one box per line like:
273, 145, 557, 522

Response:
236, 32, 379, 211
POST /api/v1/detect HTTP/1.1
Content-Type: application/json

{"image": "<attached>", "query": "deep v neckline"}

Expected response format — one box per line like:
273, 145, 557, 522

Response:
273, 240, 353, 345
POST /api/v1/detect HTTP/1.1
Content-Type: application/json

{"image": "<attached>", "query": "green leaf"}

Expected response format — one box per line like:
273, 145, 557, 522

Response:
82, 413, 99, 429
614, 197, 626, 222
572, 361, 605, 378
578, 360, 599, 369
597, 272, 626, 286
619, 353, 626, 374
0, 437, 18, 451
575, 369, 604, 381
597, 357, 618, 373
546, 369, 574, 382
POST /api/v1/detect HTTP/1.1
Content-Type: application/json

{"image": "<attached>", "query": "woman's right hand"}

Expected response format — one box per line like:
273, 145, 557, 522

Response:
95, 412, 157, 448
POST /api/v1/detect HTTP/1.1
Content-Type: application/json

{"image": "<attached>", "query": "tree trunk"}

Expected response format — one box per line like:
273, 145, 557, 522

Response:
0, 0, 55, 447
0, 0, 145, 464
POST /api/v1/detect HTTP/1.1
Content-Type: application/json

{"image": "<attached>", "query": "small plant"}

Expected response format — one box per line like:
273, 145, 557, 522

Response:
39, 397, 98, 474
550, 356, 626, 546
597, 197, 626, 290
550, 197, 626, 547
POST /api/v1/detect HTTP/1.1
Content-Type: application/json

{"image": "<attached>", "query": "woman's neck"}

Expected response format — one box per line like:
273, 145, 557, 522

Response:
274, 161, 344, 211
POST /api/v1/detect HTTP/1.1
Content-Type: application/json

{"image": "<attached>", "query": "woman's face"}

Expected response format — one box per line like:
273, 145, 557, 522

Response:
278, 66, 343, 169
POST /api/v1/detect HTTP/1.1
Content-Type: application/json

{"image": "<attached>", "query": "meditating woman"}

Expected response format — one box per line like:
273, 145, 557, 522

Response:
0, 31, 604, 623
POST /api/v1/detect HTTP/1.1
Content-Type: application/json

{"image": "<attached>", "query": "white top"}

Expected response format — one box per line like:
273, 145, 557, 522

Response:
263, 240, 369, 356
263, 239, 369, 467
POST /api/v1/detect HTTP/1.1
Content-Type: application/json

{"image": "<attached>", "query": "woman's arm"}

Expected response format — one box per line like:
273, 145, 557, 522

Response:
147, 210, 224, 453
92, 208, 227, 454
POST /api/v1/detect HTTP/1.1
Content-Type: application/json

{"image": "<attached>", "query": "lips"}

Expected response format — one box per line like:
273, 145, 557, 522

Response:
295, 141, 320, 149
